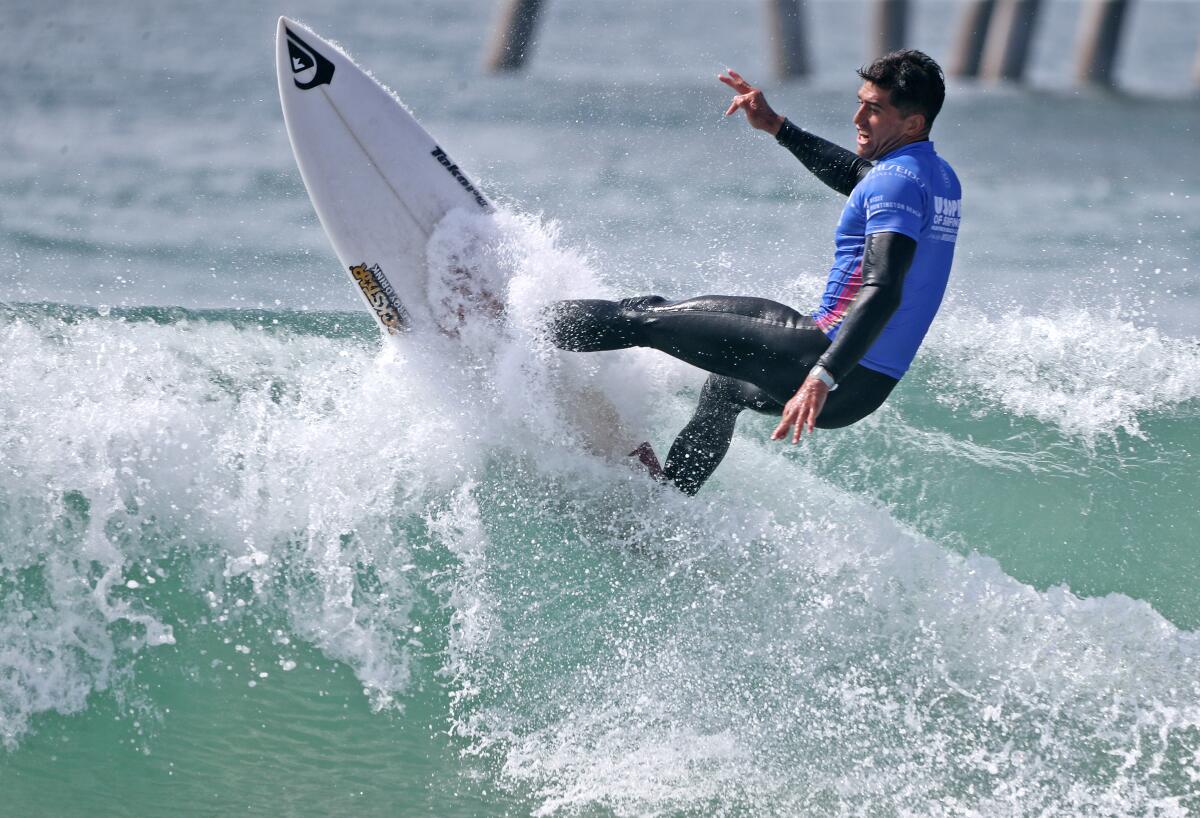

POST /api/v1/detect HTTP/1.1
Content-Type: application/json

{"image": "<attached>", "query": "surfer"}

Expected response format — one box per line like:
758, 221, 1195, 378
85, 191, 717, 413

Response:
548, 50, 961, 494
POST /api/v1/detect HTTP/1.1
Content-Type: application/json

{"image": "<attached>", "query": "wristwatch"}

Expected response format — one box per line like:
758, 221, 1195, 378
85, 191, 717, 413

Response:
809, 365, 838, 391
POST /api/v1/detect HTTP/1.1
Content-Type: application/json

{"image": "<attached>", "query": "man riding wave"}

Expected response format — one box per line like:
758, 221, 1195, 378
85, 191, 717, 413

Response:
548, 50, 962, 495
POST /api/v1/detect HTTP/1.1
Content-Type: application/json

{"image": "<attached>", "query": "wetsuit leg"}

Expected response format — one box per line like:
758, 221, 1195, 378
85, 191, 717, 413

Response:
549, 295, 830, 404
547, 295, 899, 492
663, 374, 781, 495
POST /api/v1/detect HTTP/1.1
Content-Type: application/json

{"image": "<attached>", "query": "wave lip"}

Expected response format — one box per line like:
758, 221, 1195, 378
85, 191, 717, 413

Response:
925, 308, 1200, 440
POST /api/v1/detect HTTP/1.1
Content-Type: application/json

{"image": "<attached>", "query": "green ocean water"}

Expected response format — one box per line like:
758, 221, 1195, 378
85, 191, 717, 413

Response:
4, 0, 1200, 815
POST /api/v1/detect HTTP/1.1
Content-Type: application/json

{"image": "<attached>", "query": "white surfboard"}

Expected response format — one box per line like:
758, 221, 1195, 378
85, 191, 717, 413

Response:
276, 18, 639, 462
275, 16, 493, 335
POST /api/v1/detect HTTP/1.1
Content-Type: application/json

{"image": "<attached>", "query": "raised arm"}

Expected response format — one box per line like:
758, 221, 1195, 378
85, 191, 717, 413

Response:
774, 119, 872, 197
720, 69, 870, 196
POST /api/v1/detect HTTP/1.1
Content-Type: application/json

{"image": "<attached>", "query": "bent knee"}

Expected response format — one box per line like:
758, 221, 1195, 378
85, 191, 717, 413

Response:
701, 374, 782, 415
616, 295, 670, 317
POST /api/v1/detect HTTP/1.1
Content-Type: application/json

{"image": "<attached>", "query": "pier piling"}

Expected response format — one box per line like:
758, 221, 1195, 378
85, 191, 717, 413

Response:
1074, 0, 1128, 87
949, 0, 996, 78
486, 0, 545, 72
768, 0, 811, 79
980, 0, 1042, 82
1192, 33, 1200, 88
871, 0, 909, 60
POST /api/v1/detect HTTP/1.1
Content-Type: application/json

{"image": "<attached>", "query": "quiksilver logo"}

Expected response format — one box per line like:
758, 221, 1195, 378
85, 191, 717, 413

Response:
430, 147, 490, 211
286, 27, 335, 90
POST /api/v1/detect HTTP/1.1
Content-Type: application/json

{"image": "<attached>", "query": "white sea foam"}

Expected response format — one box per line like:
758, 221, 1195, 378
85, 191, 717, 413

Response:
424, 207, 685, 461
0, 314, 445, 743
441, 435, 1200, 816
0, 205, 674, 749
923, 307, 1200, 439
412, 213, 1200, 813
3, 209, 1198, 814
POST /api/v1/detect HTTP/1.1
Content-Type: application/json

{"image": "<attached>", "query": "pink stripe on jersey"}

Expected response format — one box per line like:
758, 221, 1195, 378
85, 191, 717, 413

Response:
814, 260, 863, 332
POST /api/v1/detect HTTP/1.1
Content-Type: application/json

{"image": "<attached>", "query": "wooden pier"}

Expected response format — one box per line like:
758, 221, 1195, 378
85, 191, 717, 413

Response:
483, 0, 1189, 93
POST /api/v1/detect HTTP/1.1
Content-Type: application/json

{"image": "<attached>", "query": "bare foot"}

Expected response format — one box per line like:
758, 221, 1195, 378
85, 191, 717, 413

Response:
629, 442, 664, 480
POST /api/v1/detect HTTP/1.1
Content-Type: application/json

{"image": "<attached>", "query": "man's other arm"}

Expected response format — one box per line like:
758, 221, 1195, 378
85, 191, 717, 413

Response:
771, 230, 915, 442
815, 231, 916, 381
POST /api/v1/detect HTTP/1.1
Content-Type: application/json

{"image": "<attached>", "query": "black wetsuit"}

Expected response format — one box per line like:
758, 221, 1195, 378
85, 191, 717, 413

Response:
548, 294, 900, 493
548, 120, 954, 495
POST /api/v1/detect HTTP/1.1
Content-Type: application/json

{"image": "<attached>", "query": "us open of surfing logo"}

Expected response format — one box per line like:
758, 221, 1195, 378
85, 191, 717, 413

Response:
350, 263, 408, 333
286, 27, 335, 90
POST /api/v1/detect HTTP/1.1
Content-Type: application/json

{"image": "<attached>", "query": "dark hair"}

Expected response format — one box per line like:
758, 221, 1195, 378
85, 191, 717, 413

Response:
857, 49, 945, 131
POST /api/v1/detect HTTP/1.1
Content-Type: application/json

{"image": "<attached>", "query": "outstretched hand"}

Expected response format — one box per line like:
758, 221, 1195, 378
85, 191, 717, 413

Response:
771, 377, 830, 444
719, 69, 785, 135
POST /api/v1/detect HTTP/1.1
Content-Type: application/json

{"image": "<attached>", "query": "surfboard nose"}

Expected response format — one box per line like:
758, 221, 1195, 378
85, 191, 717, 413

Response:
279, 20, 338, 92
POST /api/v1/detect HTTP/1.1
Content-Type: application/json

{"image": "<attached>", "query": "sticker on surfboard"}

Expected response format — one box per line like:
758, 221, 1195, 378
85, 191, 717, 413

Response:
285, 26, 335, 90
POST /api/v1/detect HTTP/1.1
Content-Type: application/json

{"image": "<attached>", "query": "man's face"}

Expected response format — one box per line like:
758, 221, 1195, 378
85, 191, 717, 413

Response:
852, 81, 925, 160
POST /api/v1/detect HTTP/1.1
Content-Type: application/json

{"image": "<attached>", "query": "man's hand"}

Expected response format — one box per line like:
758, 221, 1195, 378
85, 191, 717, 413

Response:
719, 69, 785, 135
771, 377, 830, 443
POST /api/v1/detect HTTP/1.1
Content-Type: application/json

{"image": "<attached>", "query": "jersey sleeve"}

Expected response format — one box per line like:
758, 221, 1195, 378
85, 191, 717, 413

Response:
860, 161, 927, 240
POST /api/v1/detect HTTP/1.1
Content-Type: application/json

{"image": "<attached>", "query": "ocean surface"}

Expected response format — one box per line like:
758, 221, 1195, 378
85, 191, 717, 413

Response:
3, 1, 1200, 815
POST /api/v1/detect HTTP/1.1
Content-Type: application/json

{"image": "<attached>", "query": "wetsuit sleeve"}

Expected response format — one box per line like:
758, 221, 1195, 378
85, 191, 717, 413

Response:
775, 118, 873, 197
815, 231, 916, 382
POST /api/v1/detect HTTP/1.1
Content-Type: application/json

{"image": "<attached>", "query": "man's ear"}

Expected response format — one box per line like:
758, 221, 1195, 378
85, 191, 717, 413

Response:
904, 112, 927, 138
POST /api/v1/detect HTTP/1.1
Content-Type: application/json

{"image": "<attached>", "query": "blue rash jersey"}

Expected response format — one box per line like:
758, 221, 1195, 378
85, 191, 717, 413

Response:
812, 140, 961, 380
